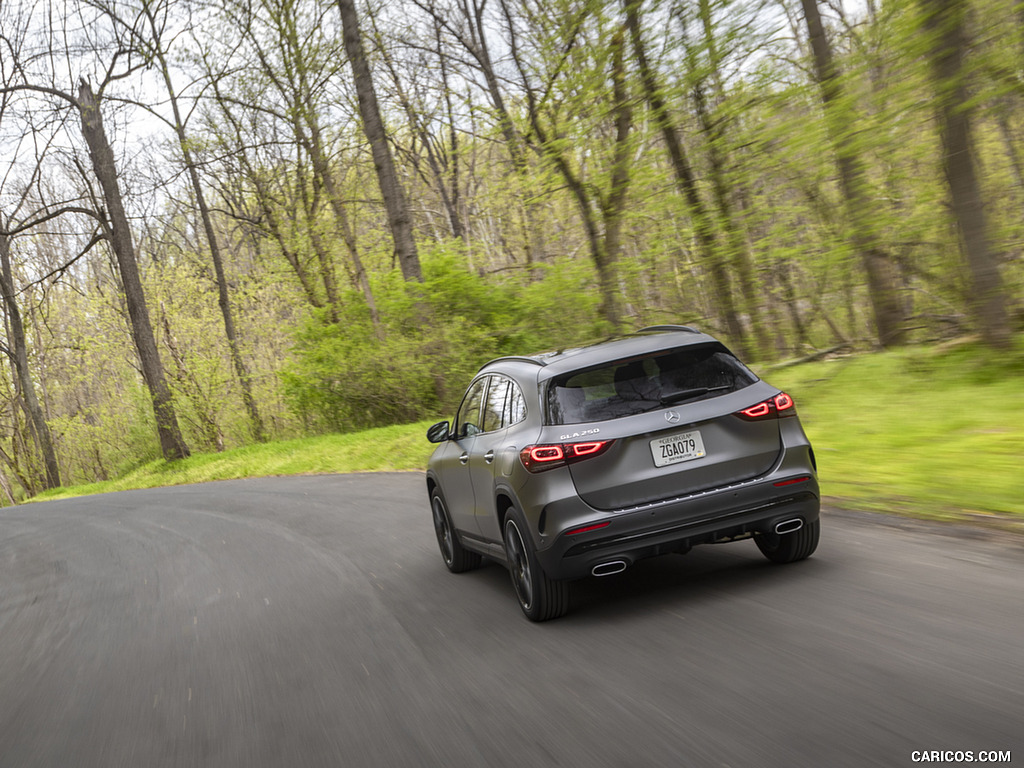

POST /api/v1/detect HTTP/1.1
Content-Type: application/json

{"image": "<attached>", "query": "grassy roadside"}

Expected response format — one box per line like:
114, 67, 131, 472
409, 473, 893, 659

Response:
766, 339, 1024, 522
32, 340, 1024, 522
32, 422, 437, 503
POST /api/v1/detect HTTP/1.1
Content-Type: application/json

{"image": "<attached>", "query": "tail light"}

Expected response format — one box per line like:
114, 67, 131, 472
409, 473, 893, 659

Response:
520, 440, 615, 473
737, 392, 796, 420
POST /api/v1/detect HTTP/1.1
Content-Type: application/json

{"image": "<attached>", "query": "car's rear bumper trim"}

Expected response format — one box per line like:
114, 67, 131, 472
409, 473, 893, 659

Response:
537, 490, 820, 580
563, 491, 816, 556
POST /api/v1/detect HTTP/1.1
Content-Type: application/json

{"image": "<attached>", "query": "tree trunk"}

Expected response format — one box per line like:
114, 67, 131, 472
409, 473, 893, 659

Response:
77, 80, 189, 460
598, 29, 633, 331
0, 233, 61, 489
336, 0, 422, 282
801, 0, 907, 348
921, 0, 1012, 349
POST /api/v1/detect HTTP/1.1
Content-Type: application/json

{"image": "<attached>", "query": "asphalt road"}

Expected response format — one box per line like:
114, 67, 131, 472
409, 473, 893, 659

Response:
1, 473, 1022, 768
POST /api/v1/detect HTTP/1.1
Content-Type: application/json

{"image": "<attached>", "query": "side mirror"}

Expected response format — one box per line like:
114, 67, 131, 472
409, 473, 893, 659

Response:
426, 421, 451, 443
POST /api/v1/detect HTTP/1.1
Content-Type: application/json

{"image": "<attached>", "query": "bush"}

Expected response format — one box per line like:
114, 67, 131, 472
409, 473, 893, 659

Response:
280, 243, 604, 433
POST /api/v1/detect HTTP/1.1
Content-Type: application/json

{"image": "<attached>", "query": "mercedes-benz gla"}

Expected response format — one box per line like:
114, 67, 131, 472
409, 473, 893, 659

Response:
426, 326, 820, 621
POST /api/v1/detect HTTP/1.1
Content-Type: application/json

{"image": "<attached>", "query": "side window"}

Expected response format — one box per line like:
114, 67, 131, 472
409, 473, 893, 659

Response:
482, 377, 509, 433
504, 381, 527, 427
455, 378, 487, 438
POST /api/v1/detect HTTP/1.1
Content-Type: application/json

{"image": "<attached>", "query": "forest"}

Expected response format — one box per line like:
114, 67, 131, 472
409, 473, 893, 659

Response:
0, 0, 1021, 502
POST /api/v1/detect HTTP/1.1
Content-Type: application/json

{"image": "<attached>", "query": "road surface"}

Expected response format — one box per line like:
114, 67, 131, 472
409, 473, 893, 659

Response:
1, 474, 1021, 767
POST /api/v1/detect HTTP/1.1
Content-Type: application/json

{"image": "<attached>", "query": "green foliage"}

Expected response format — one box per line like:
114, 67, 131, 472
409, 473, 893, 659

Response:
279, 243, 606, 433
35, 337, 1024, 524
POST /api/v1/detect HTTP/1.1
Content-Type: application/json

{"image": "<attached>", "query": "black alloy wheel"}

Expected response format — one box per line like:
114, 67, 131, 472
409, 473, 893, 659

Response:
431, 488, 481, 573
502, 511, 570, 622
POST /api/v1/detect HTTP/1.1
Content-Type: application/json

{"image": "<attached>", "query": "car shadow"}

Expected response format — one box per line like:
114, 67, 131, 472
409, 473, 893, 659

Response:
417, 540, 833, 623
564, 541, 832, 622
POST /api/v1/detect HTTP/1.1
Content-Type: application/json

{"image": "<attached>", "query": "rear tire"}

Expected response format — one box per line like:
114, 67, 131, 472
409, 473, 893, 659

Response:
755, 518, 820, 564
431, 488, 482, 573
502, 511, 570, 622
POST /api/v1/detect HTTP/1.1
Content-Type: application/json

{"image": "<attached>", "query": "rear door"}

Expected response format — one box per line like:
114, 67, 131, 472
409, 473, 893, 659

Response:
470, 376, 529, 543
466, 376, 511, 541
545, 345, 783, 510
564, 389, 782, 510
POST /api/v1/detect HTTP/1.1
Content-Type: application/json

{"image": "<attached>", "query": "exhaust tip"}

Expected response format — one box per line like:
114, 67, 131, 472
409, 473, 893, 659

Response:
592, 560, 628, 577
774, 518, 804, 535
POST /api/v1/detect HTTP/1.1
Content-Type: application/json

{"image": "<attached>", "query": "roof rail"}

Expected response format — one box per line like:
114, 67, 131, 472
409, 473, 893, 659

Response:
476, 355, 547, 373
637, 324, 699, 334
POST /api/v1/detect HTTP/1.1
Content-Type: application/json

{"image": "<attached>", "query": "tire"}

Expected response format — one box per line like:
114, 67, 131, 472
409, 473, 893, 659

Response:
755, 518, 821, 564
430, 488, 482, 573
502, 511, 570, 622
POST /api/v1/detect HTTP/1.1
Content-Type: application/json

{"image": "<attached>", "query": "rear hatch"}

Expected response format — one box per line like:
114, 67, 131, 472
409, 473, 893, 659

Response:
543, 344, 783, 511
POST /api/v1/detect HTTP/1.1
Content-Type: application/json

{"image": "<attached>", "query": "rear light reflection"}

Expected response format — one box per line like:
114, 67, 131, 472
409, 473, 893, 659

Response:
566, 521, 611, 536
520, 440, 615, 473
738, 392, 796, 420
773, 476, 811, 487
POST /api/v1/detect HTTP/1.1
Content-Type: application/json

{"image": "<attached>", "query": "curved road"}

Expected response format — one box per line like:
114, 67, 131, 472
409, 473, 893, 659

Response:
1, 474, 1022, 767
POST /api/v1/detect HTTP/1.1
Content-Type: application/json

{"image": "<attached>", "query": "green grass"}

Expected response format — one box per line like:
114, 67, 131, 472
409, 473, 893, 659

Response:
33, 422, 437, 503
764, 338, 1024, 521
32, 338, 1024, 522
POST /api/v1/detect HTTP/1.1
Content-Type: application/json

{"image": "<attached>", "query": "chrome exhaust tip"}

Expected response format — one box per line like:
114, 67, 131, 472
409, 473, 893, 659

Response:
592, 560, 628, 577
774, 518, 804, 535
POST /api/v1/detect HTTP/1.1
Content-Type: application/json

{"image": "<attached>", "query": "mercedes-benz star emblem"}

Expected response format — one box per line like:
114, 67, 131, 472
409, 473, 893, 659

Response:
665, 410, 681, 423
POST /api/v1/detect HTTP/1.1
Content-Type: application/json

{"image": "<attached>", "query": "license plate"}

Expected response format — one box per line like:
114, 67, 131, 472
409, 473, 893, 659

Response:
651, 430, 706, 467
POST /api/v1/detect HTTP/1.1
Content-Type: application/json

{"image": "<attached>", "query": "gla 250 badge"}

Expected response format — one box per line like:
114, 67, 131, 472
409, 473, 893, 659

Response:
559, 428, 601, 441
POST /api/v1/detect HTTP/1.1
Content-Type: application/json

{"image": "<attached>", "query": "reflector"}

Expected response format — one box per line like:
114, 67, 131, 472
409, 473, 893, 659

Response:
566, 521, 611, 536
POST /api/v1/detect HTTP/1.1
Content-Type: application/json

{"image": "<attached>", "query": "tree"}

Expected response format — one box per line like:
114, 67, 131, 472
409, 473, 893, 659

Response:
76, 79, 190, 459
0, 232, 62, 489
337, 0, 422, 282
409, 0, 550, 269
801, 0, 908, 347
0, 54, 64, 490
626, 0, 747, 350
368, 11, 466, 242
95, 0, 270, 442
685, 0, 773, 358
1, 0, 190, 461
920, 0, 1011, 349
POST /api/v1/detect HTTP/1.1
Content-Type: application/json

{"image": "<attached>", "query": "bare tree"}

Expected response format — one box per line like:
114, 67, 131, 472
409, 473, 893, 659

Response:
200, 0, 385, 329
368, 12, 465, 242
409, 0, 549, 268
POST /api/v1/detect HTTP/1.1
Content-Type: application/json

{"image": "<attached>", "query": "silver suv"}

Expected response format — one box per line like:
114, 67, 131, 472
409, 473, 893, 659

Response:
426, 326, 820, 621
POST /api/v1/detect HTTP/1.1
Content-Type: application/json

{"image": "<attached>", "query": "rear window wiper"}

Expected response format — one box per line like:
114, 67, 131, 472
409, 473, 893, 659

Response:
660, 386, 732, 405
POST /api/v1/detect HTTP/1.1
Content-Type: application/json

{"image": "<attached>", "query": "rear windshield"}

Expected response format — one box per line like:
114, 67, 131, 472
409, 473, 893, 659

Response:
546, 344, 757, 425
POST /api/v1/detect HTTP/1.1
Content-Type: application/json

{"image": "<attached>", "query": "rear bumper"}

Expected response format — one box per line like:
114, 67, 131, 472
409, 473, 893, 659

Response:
534, 479, 820, 580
